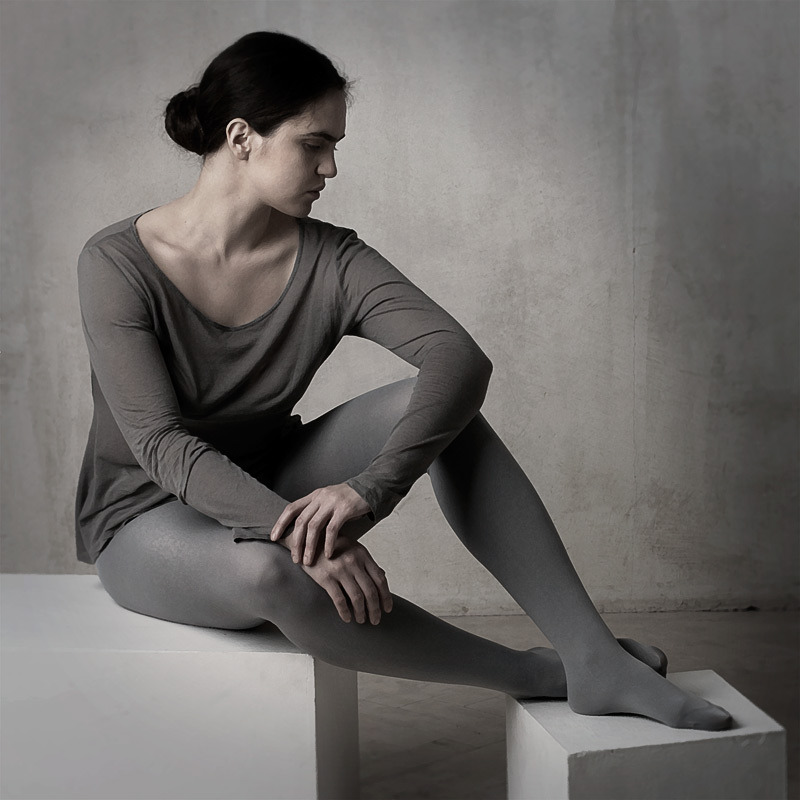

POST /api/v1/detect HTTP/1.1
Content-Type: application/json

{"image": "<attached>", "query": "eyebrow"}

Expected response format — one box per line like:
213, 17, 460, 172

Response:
304, 131, 346, 143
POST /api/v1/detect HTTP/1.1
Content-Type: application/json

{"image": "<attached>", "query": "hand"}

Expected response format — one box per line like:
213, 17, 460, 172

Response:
270, 483, 371, 566
300, 538, 393, 625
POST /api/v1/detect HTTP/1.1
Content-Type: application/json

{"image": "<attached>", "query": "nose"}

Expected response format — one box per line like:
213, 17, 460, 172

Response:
317, 150, 337, 179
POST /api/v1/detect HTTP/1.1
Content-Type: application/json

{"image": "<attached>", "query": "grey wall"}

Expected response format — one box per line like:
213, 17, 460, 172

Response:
2, 0, 797, 613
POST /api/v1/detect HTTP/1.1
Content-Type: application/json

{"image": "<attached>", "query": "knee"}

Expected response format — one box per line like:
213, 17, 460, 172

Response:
249, 543, 328, 621
251, 544, 294, 611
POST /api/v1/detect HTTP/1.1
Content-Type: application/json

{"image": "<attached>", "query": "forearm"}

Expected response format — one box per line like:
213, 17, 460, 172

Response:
346, 340, 493, 521
180, 449, 290, 539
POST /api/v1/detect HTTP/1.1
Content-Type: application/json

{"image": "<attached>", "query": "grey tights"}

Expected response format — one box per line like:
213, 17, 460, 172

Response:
96, 377, 731, 730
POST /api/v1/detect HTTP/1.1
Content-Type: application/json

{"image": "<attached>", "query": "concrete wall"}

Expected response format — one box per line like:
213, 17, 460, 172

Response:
1, 0, 797, 613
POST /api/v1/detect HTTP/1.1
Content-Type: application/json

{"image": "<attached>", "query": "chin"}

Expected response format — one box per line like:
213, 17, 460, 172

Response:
279, 196, 314, 217
296, 201, 316, 218
277, 209, 308, 220
269, 197, 314, 219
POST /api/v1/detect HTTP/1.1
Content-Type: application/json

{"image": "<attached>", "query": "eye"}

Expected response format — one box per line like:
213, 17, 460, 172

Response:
303, 142, 339, 153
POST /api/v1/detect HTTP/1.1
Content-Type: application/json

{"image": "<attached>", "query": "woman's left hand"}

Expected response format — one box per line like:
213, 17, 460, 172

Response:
270, 483, 372, 565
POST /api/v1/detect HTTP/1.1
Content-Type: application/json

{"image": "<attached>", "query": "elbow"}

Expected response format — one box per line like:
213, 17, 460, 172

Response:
424, 336, 493, 405
135, 421, 202, 499
475, 347, 493, 385
137, 425, 176, 492
472, 347, 493, 403
454, 340, 492, 404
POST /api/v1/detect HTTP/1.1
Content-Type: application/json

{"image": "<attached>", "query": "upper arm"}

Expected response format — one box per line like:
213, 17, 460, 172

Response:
77, 246, 204, 492
334, 229, 492, 377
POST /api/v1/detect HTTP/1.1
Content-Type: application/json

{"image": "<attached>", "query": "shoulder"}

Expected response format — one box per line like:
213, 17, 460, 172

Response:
76, 212, 152, 302
301, 216, 392, 276
77, 211, 149, 289
80, 211, 142, 255
301, 215, 359, 252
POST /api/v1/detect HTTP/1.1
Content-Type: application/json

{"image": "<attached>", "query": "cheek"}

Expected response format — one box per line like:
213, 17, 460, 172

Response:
282, 154, 314, 183
265, 165, 299, 193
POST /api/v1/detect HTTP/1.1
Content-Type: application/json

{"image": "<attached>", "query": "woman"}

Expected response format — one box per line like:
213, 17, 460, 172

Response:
76, 31, 732, 731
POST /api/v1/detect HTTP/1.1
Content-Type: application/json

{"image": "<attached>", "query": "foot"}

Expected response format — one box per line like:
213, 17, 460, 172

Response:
565, 648, 733, 731
515, 637, 668, 700
617, 637, 668, 676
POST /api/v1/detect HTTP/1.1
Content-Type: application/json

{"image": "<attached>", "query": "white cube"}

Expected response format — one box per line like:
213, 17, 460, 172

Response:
1, 574, 359, 800
506, 669, 786, 800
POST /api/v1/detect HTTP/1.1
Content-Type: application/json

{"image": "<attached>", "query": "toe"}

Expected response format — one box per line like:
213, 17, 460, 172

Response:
680, 703, 733, 731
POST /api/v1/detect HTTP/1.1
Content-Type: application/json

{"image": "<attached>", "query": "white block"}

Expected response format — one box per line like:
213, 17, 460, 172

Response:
1, 574, 359, 800
507, 669, 786, 800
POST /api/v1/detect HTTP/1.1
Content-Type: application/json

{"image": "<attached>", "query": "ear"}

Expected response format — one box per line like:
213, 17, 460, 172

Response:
225, 118, 254, 161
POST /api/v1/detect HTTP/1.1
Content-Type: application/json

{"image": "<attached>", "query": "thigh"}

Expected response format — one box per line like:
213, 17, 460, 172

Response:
95, 500, 287, 630
96, 377, 417, 626
268, 376, 417, 506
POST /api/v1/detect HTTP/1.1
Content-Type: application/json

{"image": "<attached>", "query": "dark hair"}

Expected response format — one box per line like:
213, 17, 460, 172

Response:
164, 31, 350, 158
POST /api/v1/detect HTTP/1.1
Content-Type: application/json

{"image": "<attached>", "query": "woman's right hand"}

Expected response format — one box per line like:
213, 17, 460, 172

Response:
298, 537, 393, 625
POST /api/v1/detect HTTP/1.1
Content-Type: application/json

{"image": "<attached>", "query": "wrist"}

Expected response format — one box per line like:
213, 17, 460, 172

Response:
344, 476, 378, 521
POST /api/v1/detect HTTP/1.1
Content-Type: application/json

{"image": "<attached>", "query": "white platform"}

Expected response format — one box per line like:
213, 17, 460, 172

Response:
506, 669, 787, 800
1, 574, 360, 800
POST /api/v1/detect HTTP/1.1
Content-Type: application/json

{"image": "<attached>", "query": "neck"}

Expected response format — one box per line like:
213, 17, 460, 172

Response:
169, 156, 287, 263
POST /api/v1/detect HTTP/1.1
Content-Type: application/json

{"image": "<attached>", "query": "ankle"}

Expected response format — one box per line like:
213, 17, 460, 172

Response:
512, 648, 567, 699
561, 637, 629, 674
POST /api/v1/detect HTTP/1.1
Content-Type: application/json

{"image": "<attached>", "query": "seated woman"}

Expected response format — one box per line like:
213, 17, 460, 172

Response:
76, 30, 732, 731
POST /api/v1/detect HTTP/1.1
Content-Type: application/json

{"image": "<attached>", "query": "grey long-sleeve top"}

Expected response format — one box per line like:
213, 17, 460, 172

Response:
74, 210, 493, 565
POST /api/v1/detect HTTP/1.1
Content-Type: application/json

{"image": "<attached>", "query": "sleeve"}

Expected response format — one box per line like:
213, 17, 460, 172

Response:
335, 229, 493, 523
77, 245, 288, 541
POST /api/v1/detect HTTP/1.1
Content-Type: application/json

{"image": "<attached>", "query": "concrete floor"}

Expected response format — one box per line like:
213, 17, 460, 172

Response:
357, 610, 798, 800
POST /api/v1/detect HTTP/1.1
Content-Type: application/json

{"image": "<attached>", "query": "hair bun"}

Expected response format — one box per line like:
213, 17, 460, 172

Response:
164, 85, 205, 155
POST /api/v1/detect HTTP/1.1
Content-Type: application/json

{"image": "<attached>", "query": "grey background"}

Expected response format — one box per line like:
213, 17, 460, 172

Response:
1, 0, 797, 614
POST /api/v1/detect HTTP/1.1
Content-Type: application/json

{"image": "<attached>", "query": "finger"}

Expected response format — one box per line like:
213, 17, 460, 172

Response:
323, 580, 352, 623
292, 529, 305, 564
323, 516, 342, 560
304, 508, 333, 566
270, 499, 305, 541
292, 507, 317, 564
352, 568, 383, 626
364, 560, 393, 614
270, 495, 311, 542
292, 512, 307, 564
339, 576, 367, 625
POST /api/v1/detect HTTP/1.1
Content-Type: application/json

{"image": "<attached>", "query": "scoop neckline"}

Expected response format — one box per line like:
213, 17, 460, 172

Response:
129, 207, 307, 332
